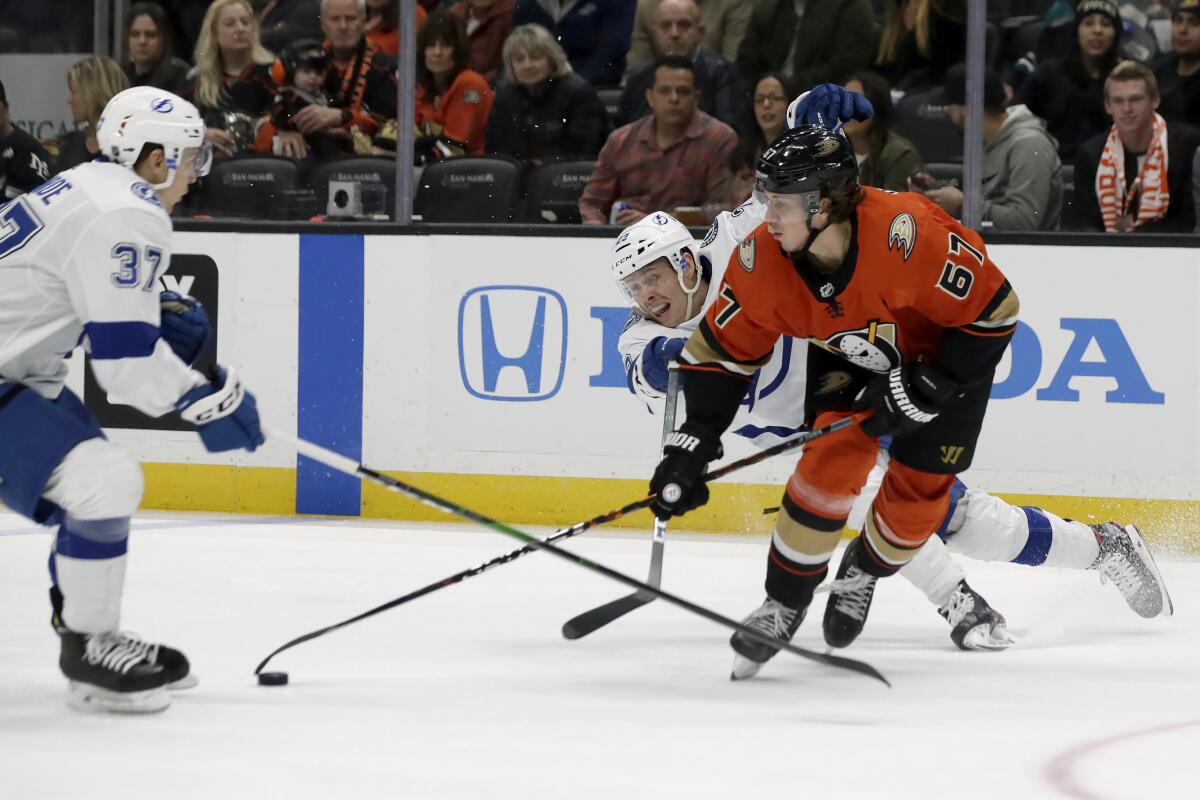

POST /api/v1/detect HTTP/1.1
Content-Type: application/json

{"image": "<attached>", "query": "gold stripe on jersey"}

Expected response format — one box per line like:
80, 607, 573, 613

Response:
775, 513, 844, 562
967, 282, 1020, 331
862, 509, 926, 568
681, 322, 771, 377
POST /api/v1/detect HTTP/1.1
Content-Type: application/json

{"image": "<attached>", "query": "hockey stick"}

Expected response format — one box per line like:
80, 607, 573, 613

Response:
256, 415, 887, 685
562, 365, 680, 639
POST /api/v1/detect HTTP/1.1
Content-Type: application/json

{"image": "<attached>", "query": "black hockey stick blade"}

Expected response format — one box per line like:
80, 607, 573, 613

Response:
562, 591, 654, 639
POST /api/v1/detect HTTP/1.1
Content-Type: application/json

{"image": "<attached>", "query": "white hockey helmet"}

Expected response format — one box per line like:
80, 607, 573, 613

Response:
610, 211, 701, 307
96, 87, 210, 190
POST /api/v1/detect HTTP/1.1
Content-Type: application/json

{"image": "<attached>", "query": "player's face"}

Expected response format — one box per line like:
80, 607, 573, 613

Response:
754, 77, 787, 138
1173, 12, 1200, 56
511, 49, 551, 88
156, 147, 206, 212
762, 191, 813, 252
128, 14, 164, 67
1077, 13, 1116, 60
622, 257, 698, 328
215, 2, 254, 54
1105, 79, 1158, 138
322, 0, 366, 50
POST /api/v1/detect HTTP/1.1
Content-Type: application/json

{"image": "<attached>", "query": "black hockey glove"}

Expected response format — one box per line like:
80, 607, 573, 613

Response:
649, 429, 723, 520
854, 363, 958, 439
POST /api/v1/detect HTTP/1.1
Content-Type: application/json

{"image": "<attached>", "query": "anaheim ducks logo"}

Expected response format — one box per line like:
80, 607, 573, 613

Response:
738, 236, 755, 272
814, 320, 901, 373
814, 138, 840, 157
888, 213, 916, 261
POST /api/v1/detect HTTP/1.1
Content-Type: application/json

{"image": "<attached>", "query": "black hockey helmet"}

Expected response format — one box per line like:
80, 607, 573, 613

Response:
279, 39, 327, 82
755, 125, 859, 214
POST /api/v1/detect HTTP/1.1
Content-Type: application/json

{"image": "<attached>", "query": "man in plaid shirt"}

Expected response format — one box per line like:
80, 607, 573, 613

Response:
580, 55, 738, 225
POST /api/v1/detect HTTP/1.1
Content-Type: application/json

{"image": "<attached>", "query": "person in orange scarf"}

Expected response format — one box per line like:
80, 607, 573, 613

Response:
1075, 59, 1200, 233
413, 11, 493, 162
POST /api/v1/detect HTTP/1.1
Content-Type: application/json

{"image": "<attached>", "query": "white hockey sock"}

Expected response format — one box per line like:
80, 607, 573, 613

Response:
899, 534, 965, 608
945, 489, 1100, 570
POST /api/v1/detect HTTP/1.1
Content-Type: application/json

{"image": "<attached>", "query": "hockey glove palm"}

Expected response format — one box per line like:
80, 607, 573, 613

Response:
160, 291, 211, 366
649, 429, 722, 520
854, 364, 957, 439
177, 367, 265, 453
787, 84, 874, 131
640, 336, 685, 393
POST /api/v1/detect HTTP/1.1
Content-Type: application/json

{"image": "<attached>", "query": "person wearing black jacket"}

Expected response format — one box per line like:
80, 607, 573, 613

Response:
486, 24, 607, 162
0, 79, 52, 200
257, 0, 322, 53
121, 3, 191, 95
617, 0, 744, 130
1017, 0, 1121, 161
1154, 0, 1200, 126
1074, 60, 1200, 233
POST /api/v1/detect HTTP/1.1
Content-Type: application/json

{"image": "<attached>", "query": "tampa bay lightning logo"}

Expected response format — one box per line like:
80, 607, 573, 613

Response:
151, 97, 174, 113
130, 181, 163, 208
651, 212, 669, 226
701, 220, 718, 248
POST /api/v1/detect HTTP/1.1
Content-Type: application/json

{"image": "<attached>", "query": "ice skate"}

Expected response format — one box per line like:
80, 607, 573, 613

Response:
1090, 523, 1174, 618
822, 538, 877, 649
938, 581, 1015, 651
51, 587, 196, 690
60, 630, 170, 713
729, 598, 806, 680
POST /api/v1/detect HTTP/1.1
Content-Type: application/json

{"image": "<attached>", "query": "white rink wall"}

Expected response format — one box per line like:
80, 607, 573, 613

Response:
78, 230, 1199, 544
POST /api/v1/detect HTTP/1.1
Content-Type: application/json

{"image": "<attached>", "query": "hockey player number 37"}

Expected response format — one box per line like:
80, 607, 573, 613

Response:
937, 232, 983, 300
0, 198, 45, 260
110, 243, 165, 291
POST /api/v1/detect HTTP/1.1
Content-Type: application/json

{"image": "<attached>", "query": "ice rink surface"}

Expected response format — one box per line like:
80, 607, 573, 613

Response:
1, 510, 1196, 800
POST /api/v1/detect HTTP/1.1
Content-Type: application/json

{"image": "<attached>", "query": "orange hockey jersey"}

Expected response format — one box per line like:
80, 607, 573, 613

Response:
685, 188, 1019, 388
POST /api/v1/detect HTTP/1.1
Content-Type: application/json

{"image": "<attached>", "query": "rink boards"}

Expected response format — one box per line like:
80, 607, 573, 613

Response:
60, 230, 1200, 550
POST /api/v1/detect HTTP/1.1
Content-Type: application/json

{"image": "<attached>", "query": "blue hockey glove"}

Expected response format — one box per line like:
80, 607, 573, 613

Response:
787, 83, 874, 131
160, 291, 211, 365
177, 367, 264, 452
641, 336, 685, 393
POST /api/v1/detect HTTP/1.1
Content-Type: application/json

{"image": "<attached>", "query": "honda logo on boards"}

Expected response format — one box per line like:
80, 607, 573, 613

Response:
457, 285, 568, 401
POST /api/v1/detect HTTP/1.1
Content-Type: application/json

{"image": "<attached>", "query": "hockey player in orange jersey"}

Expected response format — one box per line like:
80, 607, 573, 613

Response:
648, 124, 1021, 679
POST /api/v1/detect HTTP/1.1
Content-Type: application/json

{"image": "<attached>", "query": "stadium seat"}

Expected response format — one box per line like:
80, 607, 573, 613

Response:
414, 156, 524, 223
305, 157, 397, 218
1059, 162, 1078, 230
597, 88, 622, 128
201, 156, 298, 219
1009, 18, 1045, 61
520, 161, 596, 223
894, 88, 963, 164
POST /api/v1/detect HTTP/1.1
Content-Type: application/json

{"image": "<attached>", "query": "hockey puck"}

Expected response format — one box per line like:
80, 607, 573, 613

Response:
257, 671, 289, 686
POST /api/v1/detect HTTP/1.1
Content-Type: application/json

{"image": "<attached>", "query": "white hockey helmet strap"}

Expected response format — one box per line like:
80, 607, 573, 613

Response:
611, 211, 702, 313
96, 87, 210, 190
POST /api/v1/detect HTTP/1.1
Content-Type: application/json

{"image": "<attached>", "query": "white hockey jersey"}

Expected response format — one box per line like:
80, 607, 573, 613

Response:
617, 198, 811, 446
0, 162, 203, 415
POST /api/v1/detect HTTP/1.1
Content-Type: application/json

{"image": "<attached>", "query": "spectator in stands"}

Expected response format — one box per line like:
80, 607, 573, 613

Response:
256, 39, 344, 161
1076, 60, 1200, 232
289, 0, 399, 145
726, 140, 757, 207
875, 0, 965, 92
736, 0, 876, 94
486, 24, 607, 162
54, 57, 130, 173
414, 11, 493, 161
1017, 0, 1121, 161
738, 71, 795, 162
188, 0, 278, 159
365, 0, 427, 56
579, 55, 737, 225
626, 0, 752, 73
513, 0, 636, 87
1154, 0, 1200, 125
914, 63, 1062, 232
122, 3, 191, 95
0, 78, 52, 199
842, 71, 921, 192
618, 0, 744, 130
448, 0, 516, 84
256, 0, 322, 52
1039, 0, 1161, 66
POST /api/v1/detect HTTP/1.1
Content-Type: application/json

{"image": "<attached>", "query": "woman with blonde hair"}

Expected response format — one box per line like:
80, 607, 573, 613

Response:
875, 0, 966, 92
186, 0, 278, 158
485, 23, 606, 162
54, 56, 130, 173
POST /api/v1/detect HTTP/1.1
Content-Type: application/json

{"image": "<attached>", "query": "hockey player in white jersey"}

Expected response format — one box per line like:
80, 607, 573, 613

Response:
612, 200, 1172, 658
0, 87, 264, 712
